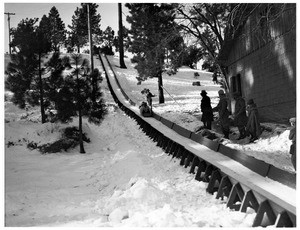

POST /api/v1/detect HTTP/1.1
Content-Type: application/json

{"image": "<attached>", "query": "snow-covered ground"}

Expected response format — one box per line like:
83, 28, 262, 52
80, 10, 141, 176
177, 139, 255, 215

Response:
3, 54, 295, 227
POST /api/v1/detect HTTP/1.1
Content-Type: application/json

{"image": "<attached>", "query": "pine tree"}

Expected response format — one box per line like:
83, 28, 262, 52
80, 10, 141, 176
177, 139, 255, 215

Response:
126, 3, 183, 103
47, 6, 66, 52
102, 26, 115, 55
6, 17, 51, 124
45, 53, 107, 153
67, 3, 101, 53
5, 53, 36, 108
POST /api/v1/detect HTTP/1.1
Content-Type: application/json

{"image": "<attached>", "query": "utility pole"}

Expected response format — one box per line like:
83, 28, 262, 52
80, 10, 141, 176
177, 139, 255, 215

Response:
118, 3, 127, 69
4, 12, 15, 55
87, 3, 94, 71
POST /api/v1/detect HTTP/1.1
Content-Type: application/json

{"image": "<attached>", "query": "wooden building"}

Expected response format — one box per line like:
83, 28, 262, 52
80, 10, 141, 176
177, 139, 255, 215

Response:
218, 4, 296, 123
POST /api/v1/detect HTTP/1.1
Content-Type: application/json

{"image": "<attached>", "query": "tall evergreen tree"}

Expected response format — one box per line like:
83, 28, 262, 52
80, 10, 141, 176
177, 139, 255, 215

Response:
45, 53, 107, 153
43, 52, 73, 122
102, 26, 115, 48
5, 52, 37, 108
47, 6, 66, 52
6, 17, 51, 123
68, 3, 101, 53
126, 3, 183, 103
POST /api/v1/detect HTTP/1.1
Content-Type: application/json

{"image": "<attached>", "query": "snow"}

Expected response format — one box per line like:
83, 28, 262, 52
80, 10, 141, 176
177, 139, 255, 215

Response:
3, 54, 296, 227
4, 101, 258, 227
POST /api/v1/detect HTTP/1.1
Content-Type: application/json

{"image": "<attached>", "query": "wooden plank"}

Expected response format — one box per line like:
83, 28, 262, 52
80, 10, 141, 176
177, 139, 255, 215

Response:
267, 166, 296, 189
218, 144, 270, 177
190, 132, 204, 143
160, 117, 174, 129
152, 112, 161, 121
172, 123, 192, 139
200, 137, 220, 152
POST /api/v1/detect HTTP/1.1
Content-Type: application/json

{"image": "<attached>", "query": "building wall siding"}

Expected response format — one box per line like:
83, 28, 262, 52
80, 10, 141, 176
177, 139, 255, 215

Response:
226, 4, 296, 122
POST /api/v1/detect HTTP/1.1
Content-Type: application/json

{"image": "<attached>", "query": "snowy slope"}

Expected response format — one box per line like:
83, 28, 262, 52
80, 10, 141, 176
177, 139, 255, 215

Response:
3, 54, 295, 227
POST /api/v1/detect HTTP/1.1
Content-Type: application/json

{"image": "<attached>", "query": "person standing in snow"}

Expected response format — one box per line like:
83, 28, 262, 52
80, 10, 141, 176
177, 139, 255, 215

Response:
212, 89, 230, 139
245, 99, 261, 143
212, 71, 218, 84
145, 89, 155, 111
289, 117, 296, 171
233, 92, 248, 140
200, 90, 214, 130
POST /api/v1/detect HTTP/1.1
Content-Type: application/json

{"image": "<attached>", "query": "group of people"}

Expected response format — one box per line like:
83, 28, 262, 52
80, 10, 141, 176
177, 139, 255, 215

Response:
200, 89, 261, 143
201, 89, 296, 171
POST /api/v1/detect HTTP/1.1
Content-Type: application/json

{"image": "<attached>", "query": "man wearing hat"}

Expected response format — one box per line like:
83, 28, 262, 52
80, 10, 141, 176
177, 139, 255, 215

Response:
200, 90, 214, 130
212, 89, 230, 139
289, 117, 296, 171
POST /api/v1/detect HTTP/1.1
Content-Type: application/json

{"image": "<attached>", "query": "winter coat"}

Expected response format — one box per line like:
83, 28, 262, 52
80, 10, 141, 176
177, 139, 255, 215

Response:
289, 126, 296, 155
234, 97, 248, 127
246, 104, 261, 138
212, 95, 230, 126
200, 95, 214, 122
146, 92, 155, 107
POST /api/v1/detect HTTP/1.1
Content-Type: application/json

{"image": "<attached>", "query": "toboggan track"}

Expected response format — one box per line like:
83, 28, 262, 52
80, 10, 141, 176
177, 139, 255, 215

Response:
99, 54, 297, 227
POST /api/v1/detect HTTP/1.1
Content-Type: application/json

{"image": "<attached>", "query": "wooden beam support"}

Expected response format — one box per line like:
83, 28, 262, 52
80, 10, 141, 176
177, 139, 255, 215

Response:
226, 183, 244, 211
206, 169, 222, 194
252, 200, 276, 227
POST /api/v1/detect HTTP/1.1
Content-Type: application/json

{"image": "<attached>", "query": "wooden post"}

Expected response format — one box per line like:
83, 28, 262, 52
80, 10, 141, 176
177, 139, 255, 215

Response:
216, 175, 232, 200
252, 200, 276, 227
206, 169, 222, 194
226, 183, 244, 211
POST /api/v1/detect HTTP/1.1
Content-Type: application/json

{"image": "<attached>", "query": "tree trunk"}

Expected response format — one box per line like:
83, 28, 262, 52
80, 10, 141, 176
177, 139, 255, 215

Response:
118, 3, 127, 69
158, 72, 164, 104
76, 71, 85, 154
38, 54, 46, 123
78, 107, 85, 154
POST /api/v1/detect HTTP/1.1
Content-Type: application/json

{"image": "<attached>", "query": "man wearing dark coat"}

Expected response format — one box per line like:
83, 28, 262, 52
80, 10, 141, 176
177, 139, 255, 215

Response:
246, 99, 261, 142
233, 92, 248, 140
146, 90, 155, 111
200, 90, 214, 130
212, 90, 230, 139
289, 117, 296, 171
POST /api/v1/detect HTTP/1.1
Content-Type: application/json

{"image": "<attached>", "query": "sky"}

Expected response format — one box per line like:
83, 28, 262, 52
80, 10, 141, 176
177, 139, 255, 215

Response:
2, 1, 129, 53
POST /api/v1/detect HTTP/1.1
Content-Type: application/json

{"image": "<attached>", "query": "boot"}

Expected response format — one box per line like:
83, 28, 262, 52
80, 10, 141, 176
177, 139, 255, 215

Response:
249, 136, 258, 143
237, 128, 246, 140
